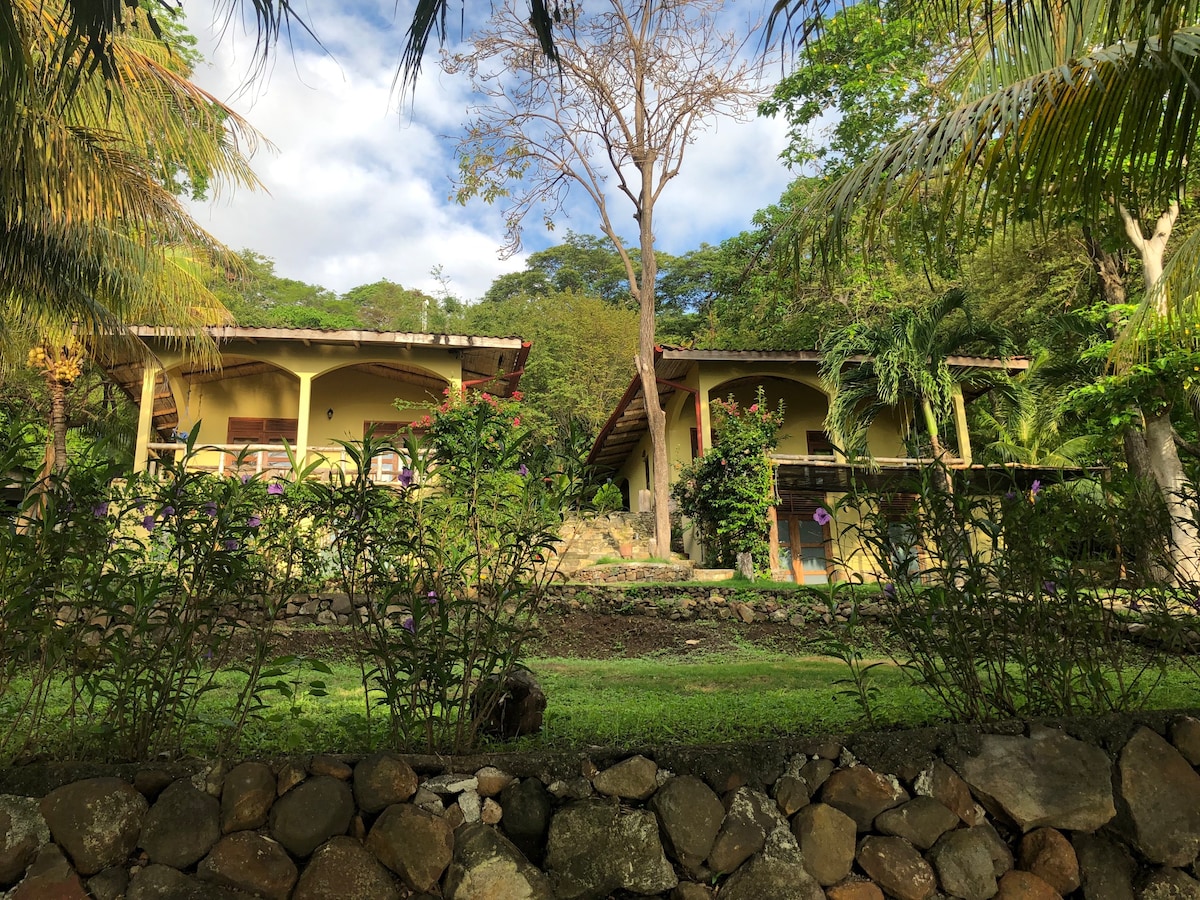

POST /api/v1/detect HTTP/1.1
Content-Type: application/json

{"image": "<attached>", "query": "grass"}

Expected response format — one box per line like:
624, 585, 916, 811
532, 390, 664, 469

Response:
7, 645, 1200, 761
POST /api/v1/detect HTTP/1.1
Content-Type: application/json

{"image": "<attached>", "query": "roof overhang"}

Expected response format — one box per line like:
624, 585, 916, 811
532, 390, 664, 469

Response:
587, 347, 1030, 472
102, 327, 530, 442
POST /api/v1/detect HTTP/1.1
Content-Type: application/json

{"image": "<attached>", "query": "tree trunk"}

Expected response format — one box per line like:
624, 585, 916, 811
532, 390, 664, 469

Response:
45, 376, 68, 476
1144, 407, 1200, 581
1120, 201, 1199, 580
635, 151, 671, 559
1083, 225, 1127, 308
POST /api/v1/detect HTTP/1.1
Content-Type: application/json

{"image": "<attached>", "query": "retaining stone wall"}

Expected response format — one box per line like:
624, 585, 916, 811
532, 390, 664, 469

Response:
5, 714, 1200, 899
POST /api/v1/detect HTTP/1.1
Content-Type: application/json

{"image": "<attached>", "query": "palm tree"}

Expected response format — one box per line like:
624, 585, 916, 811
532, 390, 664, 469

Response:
975, 353, 1098, 468
2, 0, 261, 362
820, 289, 1013, 491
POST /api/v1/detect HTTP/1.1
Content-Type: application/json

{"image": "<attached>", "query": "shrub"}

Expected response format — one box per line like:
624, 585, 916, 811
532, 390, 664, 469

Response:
836, 469, 1199, 721
673, 388, 784, 572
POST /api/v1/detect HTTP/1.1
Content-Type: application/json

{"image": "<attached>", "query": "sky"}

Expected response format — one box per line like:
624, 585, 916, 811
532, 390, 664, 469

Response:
181, 0, 796, 303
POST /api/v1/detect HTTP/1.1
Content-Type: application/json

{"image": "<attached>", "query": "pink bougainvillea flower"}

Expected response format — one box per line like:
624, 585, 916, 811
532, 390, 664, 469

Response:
813, 508, 832, 526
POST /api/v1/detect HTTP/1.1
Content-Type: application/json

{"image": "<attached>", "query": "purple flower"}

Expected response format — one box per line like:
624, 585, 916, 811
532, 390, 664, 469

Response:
241, 474, 251, 484
426, 590, 438, 605
224, 539, 240, 551
142, 514, 156, 532
1043, 580, 1057, 595
267, 482, 286, 496
402, 616, 415, 634
399, 468, 414, 488
204, 501, 218, 517
247, 515, 262, 528
92, 502, 109, 518
161, 505, 175, 518
1031, 479, 1042, 498
813, 508, 832, 526
883, 582, 897, 599
519, 464, 529, 477
135, 501, 146, 513
1129, 597, 1142, 612
1004, 490, 1016, 501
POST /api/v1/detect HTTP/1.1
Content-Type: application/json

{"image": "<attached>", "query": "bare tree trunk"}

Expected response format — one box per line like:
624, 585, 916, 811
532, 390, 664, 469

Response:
635, 153, 671, 559
1144, 407, 1200, 581
1083, 225, 1128, 307
1120, 201, 1200, 580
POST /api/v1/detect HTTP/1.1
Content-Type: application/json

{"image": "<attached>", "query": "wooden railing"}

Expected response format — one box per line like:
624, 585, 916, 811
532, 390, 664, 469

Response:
145, 443, 417, 484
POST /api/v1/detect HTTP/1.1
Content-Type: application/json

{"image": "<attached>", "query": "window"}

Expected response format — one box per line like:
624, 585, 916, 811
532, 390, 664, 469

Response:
776, 493, 831, 584
227, 417, 298, 444
806, 431, 835, 456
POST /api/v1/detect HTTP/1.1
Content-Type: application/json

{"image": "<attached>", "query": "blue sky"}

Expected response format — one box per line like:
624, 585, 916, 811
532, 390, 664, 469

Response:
183, 0, 796, 302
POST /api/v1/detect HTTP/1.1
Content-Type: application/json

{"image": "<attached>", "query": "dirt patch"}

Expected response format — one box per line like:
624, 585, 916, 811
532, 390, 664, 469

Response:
224, 608, 882, 663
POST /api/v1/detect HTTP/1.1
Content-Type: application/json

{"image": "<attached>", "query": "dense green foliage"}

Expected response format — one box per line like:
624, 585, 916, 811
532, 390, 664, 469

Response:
674, 389, 785, 571
0, 392, 578, 761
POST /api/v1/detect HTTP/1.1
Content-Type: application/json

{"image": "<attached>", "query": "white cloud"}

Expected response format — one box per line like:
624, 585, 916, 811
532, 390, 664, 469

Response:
183, 0, 794, 302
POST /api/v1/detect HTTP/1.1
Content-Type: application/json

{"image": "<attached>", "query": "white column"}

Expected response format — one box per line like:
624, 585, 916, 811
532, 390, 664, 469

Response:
295, 373, 313, 469
134, 365, 158, 473
952, 386, 972, 465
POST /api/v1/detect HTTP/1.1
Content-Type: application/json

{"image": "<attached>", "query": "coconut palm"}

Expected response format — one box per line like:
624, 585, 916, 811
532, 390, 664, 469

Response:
2, 0, 261, 364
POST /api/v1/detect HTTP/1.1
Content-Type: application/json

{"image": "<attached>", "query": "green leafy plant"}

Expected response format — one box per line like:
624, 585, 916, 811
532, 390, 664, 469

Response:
673, 388, 784, 572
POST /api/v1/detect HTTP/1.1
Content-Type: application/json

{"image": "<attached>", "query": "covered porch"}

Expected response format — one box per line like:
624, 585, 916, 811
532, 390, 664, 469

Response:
102, 327, 529, 482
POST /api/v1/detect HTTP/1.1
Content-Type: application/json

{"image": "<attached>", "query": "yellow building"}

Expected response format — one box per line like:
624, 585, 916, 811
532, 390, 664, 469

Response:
104, 327, 528, 480
588, 348, 1029, 582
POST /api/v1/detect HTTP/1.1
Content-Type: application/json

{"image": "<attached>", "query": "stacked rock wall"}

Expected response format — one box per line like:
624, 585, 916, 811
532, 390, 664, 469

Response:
4, 715, 1200, 899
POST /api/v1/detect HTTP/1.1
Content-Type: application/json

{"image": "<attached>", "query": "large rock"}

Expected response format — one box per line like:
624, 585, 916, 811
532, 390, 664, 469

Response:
791, 802, 856, 886
1117, 726, 1200, 866
915, 760, 985, 826
366, 803, 454, 893
139, 780, 220, 869
0, 795, 49, 887
593, 755, 658, 800
472, 669, 546, 739
997, 870, 1063, 900
718, 827, 825, 900
269, 775, 354, 858
40, 777, 148, 876
820, 765, 909, 831
444, 822, 554, 900
708, 787, 787, 874
1141, 869, 1200, 900
11, 844, 88, 900
857, 835, 938, 900
220, 762, 276, 833
957, 729, 1115, 832
1170, 716, 1200, 766
827, 880, 886, 900
1073, 833, 1136, 900
544, 798, 677, 899
500, 777, 553, 864
126, 862, 258, 899
197, 832, 297, 900
88, 867, 131, 900
353, 752, 418, 815
875, 797, 960, 850
292, 836, 400, 900
648, 775, 723, 871
928, 826, 1002, 900
1019, 828, 1080, 896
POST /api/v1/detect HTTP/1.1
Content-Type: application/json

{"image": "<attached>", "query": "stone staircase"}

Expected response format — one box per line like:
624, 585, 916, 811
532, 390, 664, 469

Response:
550, 512, 677, 575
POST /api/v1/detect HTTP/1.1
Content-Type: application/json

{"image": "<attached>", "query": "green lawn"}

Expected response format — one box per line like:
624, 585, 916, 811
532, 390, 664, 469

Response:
6, 647, 1200, 761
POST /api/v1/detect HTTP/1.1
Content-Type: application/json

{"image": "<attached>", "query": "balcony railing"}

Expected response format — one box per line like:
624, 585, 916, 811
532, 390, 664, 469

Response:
145, 443, 417, 484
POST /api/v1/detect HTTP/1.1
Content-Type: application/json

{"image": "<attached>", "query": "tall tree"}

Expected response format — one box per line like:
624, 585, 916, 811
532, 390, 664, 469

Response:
3, 0, 260, 363
445, 0, 764, 556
